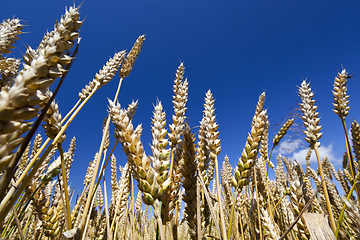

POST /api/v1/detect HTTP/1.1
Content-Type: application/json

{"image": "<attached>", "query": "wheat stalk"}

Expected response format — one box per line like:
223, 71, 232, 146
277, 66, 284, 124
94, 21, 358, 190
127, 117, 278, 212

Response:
298, 79, 336, 233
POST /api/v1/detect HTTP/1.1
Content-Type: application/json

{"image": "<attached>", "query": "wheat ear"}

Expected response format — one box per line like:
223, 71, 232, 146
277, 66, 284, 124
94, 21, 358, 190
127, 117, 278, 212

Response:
298, 79, 336, 232
0, 18, 23, 59
351, 120, 360, 166
167, 63, 188, 230
0, 5, 82, 202
231, 109, 267, 189
0, 58, 21, 90
182, 122, 198, 239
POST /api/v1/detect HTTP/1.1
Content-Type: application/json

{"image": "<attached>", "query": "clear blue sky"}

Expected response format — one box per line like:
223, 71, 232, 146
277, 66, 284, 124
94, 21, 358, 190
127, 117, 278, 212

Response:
2, 1, 360, 187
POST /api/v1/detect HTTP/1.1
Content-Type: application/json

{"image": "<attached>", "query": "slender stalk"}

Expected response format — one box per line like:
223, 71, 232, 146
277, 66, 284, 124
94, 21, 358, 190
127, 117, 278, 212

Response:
253, 167, 263, 240
103, 175, 112, 240
215, 156, 227, 240
168, 148, 175, 180
271, 194, 287, 216
314, 145, 336, 233
57, 174, 71, 232
80, 78, 123, 234
61, 99, 81, 124
11, 206, 24, 240
154, 202, 166, 240
196, 180, 202, 240
238, 210, 245, 240
335, 179, 359, 238
131, 176, 135, 240
81, 189, 97, 240
23, 209, 33, 239
71, 185, 88, 222
58, 144, 72, 230
341, 120, 360, 200
234, 211, 240, 240
110, 156, 127, 233
92, 141, 118, 202
227, 191, 238, 240
150, 207, 156, 240
172, 195, 180, 240
266, 148, 275, 219
198, 175, 221, 236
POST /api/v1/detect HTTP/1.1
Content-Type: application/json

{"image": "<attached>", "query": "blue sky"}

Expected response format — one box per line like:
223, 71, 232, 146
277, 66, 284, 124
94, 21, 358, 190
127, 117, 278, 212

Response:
2, 1, 360, 188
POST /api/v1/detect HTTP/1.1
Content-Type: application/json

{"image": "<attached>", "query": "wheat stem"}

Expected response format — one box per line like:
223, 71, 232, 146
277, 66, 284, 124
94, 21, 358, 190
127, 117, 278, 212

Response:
80, 78, 123, 234
271, 194, 287, 216
227, 191, 238, 240
61, 99, 81, 124
253, 166, 262, 240
58, 144, 71, 230
168, 148, 175, 180
110, 158, 127, 235
198, 175, 221, 237
341, 119, 360, 200
154, 201, 166, 240
11, 206, 24, 240
215, 155, 226, 240
314, 145, 336, 233
196, 180, 202, 240
81, 188, 97, 240
335, 177, 359, 238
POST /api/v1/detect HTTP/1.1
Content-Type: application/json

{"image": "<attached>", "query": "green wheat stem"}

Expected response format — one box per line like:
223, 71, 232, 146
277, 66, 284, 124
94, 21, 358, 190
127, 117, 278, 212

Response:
335, 178, 359, 238
227, 191, 238, 240
341, 119, 360, 201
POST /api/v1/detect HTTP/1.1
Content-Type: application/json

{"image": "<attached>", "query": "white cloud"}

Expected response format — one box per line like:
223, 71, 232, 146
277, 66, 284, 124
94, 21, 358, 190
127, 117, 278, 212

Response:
291, 144, 342, 166
276, 139, 342, 167
277, 138, 302, 155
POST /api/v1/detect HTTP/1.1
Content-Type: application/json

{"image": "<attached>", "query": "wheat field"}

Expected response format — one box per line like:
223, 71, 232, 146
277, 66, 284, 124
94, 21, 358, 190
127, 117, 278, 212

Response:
0, 4, 359, 240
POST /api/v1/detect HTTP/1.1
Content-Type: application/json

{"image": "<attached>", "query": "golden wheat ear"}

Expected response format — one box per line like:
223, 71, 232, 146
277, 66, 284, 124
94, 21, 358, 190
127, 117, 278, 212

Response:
298, 79, 337, 233
182, 122, 198, 239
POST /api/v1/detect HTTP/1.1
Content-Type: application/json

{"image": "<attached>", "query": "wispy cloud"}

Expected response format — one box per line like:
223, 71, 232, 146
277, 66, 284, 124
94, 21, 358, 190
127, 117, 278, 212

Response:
275, 138, 342, 166
277, 138, 302, 155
